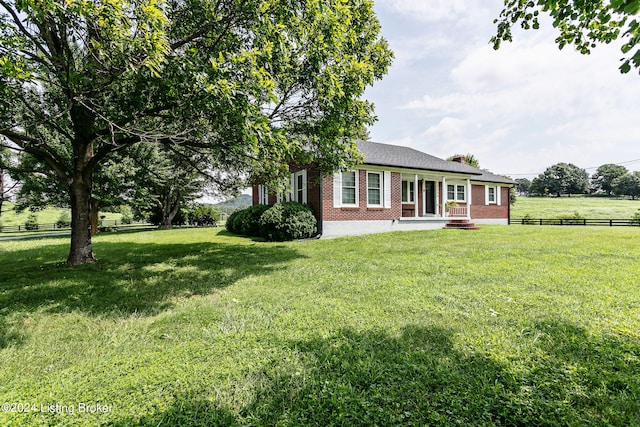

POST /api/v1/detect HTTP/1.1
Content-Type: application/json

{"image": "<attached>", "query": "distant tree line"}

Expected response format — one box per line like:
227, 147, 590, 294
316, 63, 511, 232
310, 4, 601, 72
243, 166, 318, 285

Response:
515, 163, 640, 199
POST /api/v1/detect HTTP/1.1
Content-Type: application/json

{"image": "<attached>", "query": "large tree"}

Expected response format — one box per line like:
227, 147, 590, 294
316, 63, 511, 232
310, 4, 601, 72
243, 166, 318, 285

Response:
612, 171, 640, 199
591, 163, 628, 195
530, 162, 589, 196
0, 0, 392, 264
492, 0, 640, 73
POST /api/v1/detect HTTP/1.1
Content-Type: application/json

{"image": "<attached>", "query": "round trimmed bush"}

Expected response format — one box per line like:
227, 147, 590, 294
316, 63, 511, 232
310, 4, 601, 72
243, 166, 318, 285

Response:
238, 204, 271, 237
259, 202, 317, 241
226, 205, 271, 237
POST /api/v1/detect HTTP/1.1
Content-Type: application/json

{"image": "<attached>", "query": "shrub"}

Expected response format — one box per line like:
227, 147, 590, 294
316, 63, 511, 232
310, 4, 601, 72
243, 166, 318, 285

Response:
188, 204, 220, 226
259, 202, 317, 241
226, 209, 241, 233
120, 206, 133, 225
24, 212, 39, 230
631, 209, 640, 226
521, 213, 536, 225
238, 204, 271, 236
556, 211, 585, 225
56, 211, 71, 228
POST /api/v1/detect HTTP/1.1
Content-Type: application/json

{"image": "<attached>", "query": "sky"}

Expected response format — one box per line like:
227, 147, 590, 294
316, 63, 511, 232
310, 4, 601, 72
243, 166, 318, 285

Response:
364, 0, 640, 179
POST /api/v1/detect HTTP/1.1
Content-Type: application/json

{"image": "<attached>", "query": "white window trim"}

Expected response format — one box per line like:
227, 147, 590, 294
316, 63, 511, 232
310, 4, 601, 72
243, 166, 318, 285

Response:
367, 171, 383, 207
447, 183, 466, 202
334, 170, 359, 208
485, 185, 502, 205
258, 185, 269, 205
293, 170, 307, 204
402, 180, 415, 203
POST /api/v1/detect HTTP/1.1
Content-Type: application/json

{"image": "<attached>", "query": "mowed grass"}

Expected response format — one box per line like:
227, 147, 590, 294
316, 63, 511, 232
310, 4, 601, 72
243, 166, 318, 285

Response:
512, 195, 640, 219
0, 202, 121, 227
1, 226, 639, 426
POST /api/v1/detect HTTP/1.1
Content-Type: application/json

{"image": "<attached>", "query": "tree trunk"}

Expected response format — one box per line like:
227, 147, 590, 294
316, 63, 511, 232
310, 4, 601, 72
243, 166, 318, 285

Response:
90, 198, 99, 235
67, 176, 95, 265
159, 187, 181, 228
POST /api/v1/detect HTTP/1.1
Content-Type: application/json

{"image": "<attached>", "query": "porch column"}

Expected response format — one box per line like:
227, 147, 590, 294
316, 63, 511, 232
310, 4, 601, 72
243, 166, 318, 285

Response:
442, 176, 447, 218
422, 179, 426, 217
466, 178, 472, 219
414, 174, 419, 217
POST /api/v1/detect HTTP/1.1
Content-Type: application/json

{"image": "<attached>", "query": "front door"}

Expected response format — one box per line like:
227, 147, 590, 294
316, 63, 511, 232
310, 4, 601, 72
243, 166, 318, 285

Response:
425, 181, 436, 214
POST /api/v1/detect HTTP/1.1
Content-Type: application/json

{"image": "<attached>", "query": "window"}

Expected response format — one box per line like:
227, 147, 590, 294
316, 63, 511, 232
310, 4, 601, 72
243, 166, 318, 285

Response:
258, 185, 269, 205
402, 180, 415, 203
447, 184, 466, 202
367, 172, 382, 206
296, 174, 303, 202
486, 185, 501, 205
488, 186, 496, 203
341, 171, 357, 205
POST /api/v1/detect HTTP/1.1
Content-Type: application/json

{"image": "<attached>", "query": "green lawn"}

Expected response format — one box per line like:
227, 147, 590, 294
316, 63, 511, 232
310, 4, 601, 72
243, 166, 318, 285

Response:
0, 202, 122, 227
1, 227, 639, 426
512, 195, 640, 219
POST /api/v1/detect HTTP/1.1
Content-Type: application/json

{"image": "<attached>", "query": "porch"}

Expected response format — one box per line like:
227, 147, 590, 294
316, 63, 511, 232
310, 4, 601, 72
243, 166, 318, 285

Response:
399, 173, 471, 220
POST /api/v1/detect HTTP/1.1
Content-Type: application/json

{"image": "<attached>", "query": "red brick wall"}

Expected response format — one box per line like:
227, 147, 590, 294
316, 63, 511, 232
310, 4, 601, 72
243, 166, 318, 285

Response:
321, 170, 402, 221
470, 185, 510, 219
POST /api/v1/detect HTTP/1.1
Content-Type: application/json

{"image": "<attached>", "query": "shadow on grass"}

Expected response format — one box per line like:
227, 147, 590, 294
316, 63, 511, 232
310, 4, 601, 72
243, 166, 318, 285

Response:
111, 322, 640, 426
0, 236, 302, 328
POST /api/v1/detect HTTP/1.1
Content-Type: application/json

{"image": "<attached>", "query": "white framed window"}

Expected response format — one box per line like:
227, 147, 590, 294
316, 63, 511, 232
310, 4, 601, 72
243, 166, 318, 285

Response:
341, 171, 358, 206
293, 170, 307, 204
258, 185, 269, 205
402, 180, 415, 203
447, 184, 466, 202
485, 185, 501, 205
488, 186, 496, 203
367, 172, 382, 206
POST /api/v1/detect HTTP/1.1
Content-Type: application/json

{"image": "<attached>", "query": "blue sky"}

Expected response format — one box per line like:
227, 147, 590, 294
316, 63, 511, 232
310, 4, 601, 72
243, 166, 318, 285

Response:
364, 0, 640, 179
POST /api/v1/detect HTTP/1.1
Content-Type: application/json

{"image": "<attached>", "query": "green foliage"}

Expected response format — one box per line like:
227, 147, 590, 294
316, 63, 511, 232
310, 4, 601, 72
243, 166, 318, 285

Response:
530, 163, 589, 196
631, 209, 640, 225
591, 164, 629, 195
1, 227, 640, 426
236, 204, 272, 237
555, 211, 586, 224
55, 211, 71, 228
187, 204, 220, 227
225, 209, 241, 234
0, 0, 392, 263
446, 153, 480, 168
612, 171, 640, 199
259, 202, 317, 241
23, 212, 38, 230
492, 0, 640, 73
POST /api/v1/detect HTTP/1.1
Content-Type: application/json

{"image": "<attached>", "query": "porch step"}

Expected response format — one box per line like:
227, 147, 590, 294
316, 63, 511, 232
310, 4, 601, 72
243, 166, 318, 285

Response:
445, 219, 481, 230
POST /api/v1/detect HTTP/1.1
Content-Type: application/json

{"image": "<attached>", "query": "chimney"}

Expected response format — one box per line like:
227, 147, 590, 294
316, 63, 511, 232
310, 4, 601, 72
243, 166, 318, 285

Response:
451, 155, 466, 164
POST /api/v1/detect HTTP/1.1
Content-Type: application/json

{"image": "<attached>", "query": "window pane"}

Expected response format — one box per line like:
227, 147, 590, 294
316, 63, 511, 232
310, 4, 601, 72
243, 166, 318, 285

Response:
457, 185, 465, 200
488, 187, 495, 202
402, 181, 408, 202
368, 173, 380, 189
342, 172, 355, 187
342, 188, 356, 204
368, 189, 380, 205
447, 184, 455, 200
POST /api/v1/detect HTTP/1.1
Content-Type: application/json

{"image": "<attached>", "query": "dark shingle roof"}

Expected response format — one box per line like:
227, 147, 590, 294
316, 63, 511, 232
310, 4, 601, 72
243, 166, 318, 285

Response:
355, 140, 514, 185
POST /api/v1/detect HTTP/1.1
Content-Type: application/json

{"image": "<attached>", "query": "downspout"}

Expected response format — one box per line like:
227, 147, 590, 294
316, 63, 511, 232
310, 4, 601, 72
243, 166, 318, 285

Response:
317, 172, 323, 236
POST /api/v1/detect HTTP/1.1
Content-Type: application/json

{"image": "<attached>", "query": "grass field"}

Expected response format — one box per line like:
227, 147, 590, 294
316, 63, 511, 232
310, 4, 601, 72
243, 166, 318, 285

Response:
0, 202, 122, 227
512, 195, 640, 219
1, 227, 639, 426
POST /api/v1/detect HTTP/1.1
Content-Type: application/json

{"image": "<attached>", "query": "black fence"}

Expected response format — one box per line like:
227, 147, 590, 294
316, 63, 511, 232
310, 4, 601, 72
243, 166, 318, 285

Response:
511, 218, 640, 227
0, 220, 149, 233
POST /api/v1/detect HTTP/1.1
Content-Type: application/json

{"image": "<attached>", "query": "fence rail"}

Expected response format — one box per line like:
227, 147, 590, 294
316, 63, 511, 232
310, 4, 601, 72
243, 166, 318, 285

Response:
511, 218, 640, 227
0, 220, 148, 233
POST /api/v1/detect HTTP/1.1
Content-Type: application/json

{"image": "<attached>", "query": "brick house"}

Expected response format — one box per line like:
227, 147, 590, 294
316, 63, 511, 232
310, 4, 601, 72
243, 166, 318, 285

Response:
253, 140, 514, 237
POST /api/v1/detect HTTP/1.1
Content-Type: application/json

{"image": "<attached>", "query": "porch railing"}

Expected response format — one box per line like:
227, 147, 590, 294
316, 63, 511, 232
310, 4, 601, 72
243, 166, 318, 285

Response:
447, 206, 467, 217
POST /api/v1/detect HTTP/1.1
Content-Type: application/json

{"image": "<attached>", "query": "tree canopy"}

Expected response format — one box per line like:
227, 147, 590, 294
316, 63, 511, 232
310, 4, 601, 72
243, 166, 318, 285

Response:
591, 163, 629, 194
0, 0, 392, 264
530, 163, 589, 196
492, 0, 640, 73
